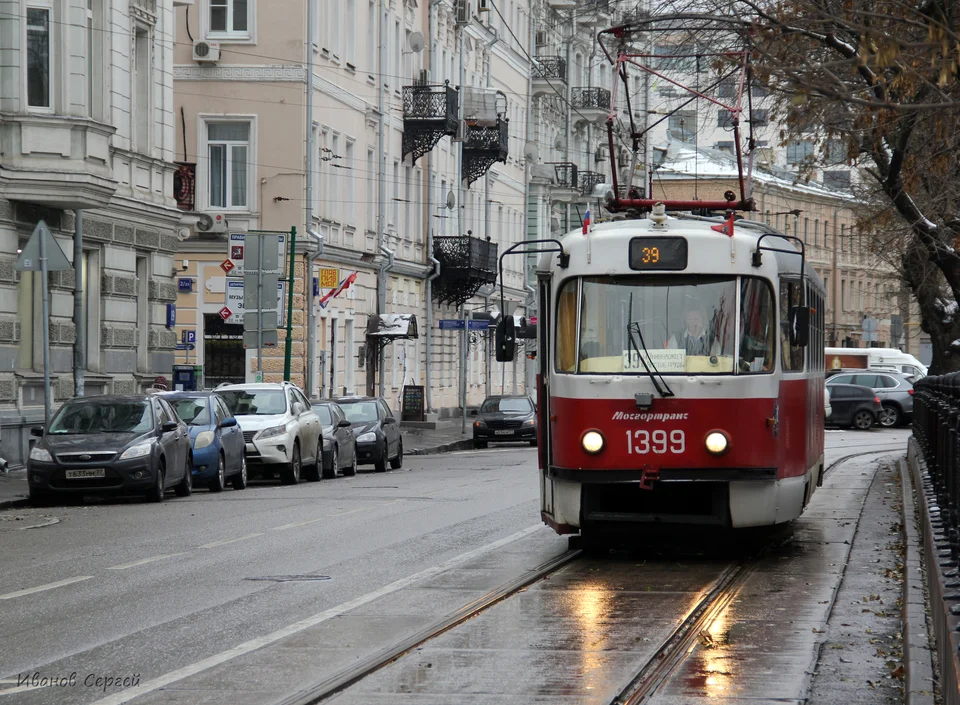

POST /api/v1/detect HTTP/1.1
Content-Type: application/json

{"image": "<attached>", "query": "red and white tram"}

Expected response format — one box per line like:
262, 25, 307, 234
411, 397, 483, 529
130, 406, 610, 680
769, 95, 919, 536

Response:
514, 209, 826, 537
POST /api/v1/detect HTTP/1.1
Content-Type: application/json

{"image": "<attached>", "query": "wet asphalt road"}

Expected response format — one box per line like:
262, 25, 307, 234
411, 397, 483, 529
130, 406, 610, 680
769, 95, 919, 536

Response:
0, 430, 911, 705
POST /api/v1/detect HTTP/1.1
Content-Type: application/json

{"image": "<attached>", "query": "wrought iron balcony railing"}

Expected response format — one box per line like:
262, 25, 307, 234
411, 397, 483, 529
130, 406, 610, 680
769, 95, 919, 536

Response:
547, 162, 578, 190
431, 235, 499, 307
402, 83, 460, 165
578, 170, 605, 196
173, 162, 196, 212
571, 87, 611, 111
462, 117, 509, 187
532, 56, 567, 82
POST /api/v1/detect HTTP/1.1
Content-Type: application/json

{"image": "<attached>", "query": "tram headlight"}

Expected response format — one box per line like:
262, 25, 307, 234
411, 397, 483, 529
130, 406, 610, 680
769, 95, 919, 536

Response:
704, 431, 730, 456
581, 430, 605, 455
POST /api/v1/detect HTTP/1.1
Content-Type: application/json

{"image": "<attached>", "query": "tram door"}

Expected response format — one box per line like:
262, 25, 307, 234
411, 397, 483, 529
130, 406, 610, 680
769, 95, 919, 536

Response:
537, 274, 552, 475
202, 314, 245, 388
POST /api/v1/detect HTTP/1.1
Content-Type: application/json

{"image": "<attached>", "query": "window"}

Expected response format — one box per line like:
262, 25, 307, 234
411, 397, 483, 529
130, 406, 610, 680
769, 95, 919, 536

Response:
86, 1, 104, 119
345, 0, 356, 64
715, 141, 734, 154
824, 170, 852, 190
717, 109, 734, 129
207, 122, 250, 209
749, 109, 769, 126
344, 139, 355, 226
366, 147, 375, 230
26, 6, 51, 109
133, 26, 152, 152
210, 0, 249, 36
136, 257, 149, 372
786, 140, 813, 164
825, 139, 848, 166
779, 279, 804, 371
330, 132, 340, 221
668, 110, 697, 142
366, 1, 375, 75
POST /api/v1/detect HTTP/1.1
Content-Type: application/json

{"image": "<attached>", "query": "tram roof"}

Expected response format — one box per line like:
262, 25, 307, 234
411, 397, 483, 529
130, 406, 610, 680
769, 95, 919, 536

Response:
539, 214, 823, 288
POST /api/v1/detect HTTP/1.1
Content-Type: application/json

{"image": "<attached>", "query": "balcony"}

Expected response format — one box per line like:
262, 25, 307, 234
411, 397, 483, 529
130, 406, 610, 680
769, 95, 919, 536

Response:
545, 0, 577, 7
462, 117, 509, 187
432, 235, 499, 307
571, 87, 611, 125
578, 170, 605, 198
401, 83, 459, 165
547, 162, 580, 203
577, 0, 611, 22
173, 162, 196, 212
532, 56, 567, 97
0, 115, 118, 209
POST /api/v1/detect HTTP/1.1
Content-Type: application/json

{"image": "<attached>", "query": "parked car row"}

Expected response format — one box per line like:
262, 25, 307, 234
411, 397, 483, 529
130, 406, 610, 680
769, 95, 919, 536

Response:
25, 382, 404, 505
825, 369, 915, 430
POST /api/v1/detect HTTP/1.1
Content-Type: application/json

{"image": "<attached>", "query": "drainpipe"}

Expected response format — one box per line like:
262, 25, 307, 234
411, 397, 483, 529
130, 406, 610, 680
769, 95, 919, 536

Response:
306, 229, 324, 398
304, 0, 316, 397
426, 233, 440, 413
375, 0, 387, 397
378, 243, 395, 397
73, 209, 85, 397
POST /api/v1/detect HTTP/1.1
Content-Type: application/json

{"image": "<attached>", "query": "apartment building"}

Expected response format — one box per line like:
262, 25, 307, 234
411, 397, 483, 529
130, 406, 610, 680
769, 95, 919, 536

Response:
0, 0, 185, 465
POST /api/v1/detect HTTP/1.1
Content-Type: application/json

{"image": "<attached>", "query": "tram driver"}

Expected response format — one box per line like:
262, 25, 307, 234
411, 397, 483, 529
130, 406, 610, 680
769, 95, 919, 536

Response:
667, 308, 723, 357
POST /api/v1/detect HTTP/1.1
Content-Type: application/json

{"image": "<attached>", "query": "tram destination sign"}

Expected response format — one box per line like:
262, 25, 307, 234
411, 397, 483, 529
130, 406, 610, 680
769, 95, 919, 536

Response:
628, 236, 688, 271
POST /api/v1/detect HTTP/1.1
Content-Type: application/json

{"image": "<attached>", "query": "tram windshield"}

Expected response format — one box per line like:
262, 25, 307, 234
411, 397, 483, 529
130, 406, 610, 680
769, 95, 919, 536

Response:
556, 276, 775, 375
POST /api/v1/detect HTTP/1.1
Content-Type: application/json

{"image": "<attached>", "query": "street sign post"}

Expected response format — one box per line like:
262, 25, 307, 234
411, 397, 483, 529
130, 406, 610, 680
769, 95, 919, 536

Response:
226, 232, 286, 276
439, 319, 466, 330
15, 220, 73, 425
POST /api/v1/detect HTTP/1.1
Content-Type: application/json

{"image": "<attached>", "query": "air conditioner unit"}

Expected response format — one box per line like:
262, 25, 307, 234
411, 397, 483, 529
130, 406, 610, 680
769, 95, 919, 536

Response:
535, 30, 548, 47
192, 40, 221, 63
195, 213, 227, 234
454, 0, 470, 25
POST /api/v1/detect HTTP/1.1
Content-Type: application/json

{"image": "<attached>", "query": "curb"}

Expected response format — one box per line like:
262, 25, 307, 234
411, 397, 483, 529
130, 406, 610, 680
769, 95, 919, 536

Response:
407, 439, 475, 456
900, 457, 936, 705
0, 497, 30, 510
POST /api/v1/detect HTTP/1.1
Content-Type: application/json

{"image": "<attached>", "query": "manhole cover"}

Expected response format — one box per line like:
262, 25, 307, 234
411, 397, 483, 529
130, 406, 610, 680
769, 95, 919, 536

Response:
245, 575, 331, 583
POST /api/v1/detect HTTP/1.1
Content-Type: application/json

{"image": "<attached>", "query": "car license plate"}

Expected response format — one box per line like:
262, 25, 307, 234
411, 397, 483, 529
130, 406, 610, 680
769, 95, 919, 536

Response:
65, 468, 105, 479
494, 430, 514, 435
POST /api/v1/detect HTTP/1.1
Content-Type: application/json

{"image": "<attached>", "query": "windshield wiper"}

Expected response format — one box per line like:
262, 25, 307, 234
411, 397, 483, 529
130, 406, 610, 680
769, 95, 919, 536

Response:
626, 322, 674, 399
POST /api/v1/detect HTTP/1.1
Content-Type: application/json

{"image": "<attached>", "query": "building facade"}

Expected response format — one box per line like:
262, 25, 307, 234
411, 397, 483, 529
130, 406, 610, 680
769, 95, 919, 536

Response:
0, 0, 185, 466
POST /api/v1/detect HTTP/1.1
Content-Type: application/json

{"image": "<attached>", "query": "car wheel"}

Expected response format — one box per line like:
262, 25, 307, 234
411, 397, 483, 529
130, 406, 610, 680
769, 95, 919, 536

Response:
852, 410, 874, 430
146, 463, 165, 503
29, 487, 55, 507
175, 455, 193, 497
474, 440, 488, 449
529, 439, 538, 447
231, 455, 248, 490
374, 441, 387, 473
389, 438, 403, 469
209, 454, 226, 492
343, 447, 357, 476
281, 443, 301, 485
306, 443, 323, 482
324, 447, 339, 479
878, 404, 901, 428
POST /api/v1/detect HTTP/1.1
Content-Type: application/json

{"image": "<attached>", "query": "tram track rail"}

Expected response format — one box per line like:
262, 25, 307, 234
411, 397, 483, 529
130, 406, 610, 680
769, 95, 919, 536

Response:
278, 548, 581, 705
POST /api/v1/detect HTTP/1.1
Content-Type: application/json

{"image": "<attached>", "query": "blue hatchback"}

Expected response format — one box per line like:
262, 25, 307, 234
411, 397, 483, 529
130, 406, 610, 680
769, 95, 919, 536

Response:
164, 392, 247, 492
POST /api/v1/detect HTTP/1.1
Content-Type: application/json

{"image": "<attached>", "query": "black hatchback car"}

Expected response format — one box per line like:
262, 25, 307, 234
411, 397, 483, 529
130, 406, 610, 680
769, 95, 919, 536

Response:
27, 394, 193, 504
825, 384, 883, 430
336, 396, 403, 472
473, 395, 537, 448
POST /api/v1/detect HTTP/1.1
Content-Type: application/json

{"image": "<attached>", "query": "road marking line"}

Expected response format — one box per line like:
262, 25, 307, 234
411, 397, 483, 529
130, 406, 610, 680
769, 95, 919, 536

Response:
88, 524, 544, 705
107, 553, 187, 570
0, 576, 93, 601
199, 533, 263, 549
270, 507, 368, 532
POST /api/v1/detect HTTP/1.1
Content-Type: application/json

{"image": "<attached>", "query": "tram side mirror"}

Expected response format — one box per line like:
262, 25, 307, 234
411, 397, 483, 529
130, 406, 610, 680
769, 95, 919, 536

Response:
790, 306, 810, 347
495, 316, 516, 362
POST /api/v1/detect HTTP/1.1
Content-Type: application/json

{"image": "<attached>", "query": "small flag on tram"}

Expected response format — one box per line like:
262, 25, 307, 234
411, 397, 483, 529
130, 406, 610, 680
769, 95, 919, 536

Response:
319, 271, 358, 309
582, 207, 591, 235
710, 212, 736, 237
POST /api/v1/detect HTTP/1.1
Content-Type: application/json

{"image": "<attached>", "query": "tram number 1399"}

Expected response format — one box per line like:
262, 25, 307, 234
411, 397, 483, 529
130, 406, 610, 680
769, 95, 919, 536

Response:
626, 429, 685, 454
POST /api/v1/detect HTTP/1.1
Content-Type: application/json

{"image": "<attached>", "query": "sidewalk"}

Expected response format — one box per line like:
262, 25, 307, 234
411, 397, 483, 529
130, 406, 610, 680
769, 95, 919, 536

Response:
0, 422, 476, 509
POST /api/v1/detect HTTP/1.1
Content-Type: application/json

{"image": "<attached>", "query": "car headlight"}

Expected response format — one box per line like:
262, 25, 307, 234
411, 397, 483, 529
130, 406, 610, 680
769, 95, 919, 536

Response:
704, 431, 730, 456
257, 425, 287, 440
29, 446, 52, 462
194, 431, 216, 450
523, 418, 536, 427
474, 419, 486, 428
119, 443, 153, 460
581, 430, 604, 455
357, 432, 377, 443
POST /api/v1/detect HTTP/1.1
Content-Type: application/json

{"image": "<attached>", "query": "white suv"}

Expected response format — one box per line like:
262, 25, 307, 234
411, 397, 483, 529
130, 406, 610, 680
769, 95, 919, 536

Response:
216, 382, 323, 484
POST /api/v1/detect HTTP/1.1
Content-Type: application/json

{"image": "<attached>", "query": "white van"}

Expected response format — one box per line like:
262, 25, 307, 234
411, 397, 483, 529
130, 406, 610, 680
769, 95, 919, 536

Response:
825, 347, 927, 378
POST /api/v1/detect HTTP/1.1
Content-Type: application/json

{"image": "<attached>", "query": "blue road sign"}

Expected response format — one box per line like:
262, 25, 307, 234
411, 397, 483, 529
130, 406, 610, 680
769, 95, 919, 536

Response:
166, 304, 177, 329
438, 319, 465, 330
468, 319, 489, 330
174, 343, 195, 351
178, 277, 193, 293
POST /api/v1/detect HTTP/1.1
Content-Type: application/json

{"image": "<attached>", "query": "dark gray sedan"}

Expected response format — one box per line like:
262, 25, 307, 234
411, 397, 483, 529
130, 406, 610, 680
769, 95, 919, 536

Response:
26, 394, 192, 504
826, 370, 914, 427
313, 402, 357, 478
473, 395, 538, 448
